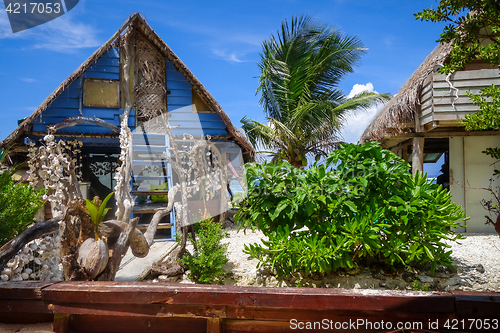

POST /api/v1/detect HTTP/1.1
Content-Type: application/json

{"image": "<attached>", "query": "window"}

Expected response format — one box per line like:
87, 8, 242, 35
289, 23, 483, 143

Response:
83, 78, 120, 108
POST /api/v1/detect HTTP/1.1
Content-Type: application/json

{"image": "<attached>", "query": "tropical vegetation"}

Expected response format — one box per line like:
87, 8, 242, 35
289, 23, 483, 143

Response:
0, 169, 46, 247
237, 142, 466, 277
241, 15, 389, 168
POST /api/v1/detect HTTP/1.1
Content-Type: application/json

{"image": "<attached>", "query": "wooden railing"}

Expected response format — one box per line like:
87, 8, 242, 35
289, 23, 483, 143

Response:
1, 281, 499, 332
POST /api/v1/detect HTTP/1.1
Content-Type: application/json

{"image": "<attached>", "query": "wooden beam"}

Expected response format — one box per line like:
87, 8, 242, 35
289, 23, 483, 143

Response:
412, 137, 424, 175
385, 130, 499, 141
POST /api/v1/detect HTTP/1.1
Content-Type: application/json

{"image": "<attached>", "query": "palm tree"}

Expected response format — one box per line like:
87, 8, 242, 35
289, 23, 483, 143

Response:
241, 15, 389, 168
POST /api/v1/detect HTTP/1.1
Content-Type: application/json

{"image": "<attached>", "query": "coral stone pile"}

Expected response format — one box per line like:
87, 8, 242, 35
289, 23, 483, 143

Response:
1, 234, 63, 282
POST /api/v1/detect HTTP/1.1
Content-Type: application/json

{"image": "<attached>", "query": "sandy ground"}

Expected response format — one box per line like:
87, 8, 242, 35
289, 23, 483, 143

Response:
0, 323, 53, 333
175, 223, 500, 291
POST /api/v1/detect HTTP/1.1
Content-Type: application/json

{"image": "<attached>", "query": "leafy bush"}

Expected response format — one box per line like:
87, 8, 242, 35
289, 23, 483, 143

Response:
237, 142, 465, 277
0, 169, 46, 246
179, 218, 229, 284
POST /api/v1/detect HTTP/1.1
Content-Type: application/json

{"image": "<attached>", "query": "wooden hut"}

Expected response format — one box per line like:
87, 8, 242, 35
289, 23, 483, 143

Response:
361, 43, 500, 233
0, 13, 255, 240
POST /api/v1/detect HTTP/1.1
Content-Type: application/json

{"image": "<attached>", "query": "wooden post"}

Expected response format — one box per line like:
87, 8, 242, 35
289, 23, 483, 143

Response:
207, 318, 222, 333
412, 137, 424, 175
412, 106, 424, 175
53, 313, 71, 333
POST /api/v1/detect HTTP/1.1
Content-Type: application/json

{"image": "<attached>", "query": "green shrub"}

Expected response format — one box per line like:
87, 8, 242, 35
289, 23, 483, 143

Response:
237, 142, 465, 277
179, 218, 229, 284
0, 169, 46, 247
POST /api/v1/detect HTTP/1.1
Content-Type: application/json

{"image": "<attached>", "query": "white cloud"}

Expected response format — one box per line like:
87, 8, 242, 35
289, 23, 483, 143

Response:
32, 15, 100, 52
212, 49, 244, 63
342, 82, 381, 144
0, 10, 100, 52
347, 82, 375, 98
20, 77, 37, 83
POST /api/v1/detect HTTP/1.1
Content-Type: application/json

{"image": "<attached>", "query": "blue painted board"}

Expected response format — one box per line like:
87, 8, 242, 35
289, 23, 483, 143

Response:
165, 61, 177, 71
170, 128, 228, 136
101, 47, 119, 58
47, 98, 80, 109
86, 65, 120, 74
33, 124, 120, 134
169, 113, 224, 122
88, 57, 120, 67
167, 89, 191, 97
166, 70, 189, 82
57, 89, 81, 99
167, 96, 192, 105
168, 121, 226, 129
81, 72, 119, 80
166, 81, 192, 90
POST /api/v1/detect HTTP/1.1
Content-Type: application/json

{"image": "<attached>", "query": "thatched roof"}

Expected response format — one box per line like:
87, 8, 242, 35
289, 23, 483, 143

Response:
1, 13, 255, 160
360, 43, 453, 144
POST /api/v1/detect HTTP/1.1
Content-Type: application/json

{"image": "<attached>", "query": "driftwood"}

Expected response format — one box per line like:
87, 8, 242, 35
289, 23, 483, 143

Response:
0, 217, 61, 271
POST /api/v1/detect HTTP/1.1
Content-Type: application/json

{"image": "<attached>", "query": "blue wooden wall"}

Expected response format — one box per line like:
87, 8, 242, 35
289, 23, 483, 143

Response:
32, 47, 135, 138
30, 49, 230, 140
165, 59, 228, 137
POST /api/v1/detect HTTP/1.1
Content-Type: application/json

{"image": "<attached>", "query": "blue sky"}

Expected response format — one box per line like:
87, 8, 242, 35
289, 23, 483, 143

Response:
0, 0, 446, 175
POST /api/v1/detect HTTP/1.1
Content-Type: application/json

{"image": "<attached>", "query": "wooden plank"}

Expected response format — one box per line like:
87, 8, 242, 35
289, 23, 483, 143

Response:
167, 96, 194, 105
42, 283, 455, 313
166, 70, 190, 82
169, 121, 227, 129
433, 104, 480, 113
86, 64, 120, 74
167, 88, 192, 97
88, 57, 120, 67
114, 241, 177, 281
170, 128, 228, 136
166, 80, 192, 90
101, 47, 119, 58
434, 68, 499, 81
0, 313, 54, 324
81, 72, 120, 80
433, 77, 500, 89
433, 96, 482, 106
0, 299, 51, 314
48, 98, 80, 109
432, 87, 483, 97
69, 314, 207, 333
452, 291, 500, 318
169, 113, 223, 122
0, 281, 54, 299
33, 124, 119, 135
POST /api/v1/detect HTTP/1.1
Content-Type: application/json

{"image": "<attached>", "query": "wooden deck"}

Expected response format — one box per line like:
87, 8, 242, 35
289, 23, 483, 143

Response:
114, 241, 177, 282
0, 281, 499, 332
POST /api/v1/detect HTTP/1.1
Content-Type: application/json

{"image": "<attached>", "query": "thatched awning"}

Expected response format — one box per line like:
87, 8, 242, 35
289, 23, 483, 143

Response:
360, 43, 453, 144
1, 13, 255, 161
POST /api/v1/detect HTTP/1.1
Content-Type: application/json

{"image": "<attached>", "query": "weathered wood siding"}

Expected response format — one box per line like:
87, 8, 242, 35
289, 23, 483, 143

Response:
32, 47, 135, 135
166, 59, 228, 136
420, 68, 500, 126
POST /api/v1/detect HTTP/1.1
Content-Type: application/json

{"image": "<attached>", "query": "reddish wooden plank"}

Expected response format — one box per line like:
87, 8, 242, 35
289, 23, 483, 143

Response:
69, 314, 207, 333
42, 282, 455, 313
226, 306, 457, 324
451, 291, 500, 318
0, 313, 53, 324
0, 299, 51, 314
0, 281, 56, 299
48, 303, 226, 319
224, 319, 292, 333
